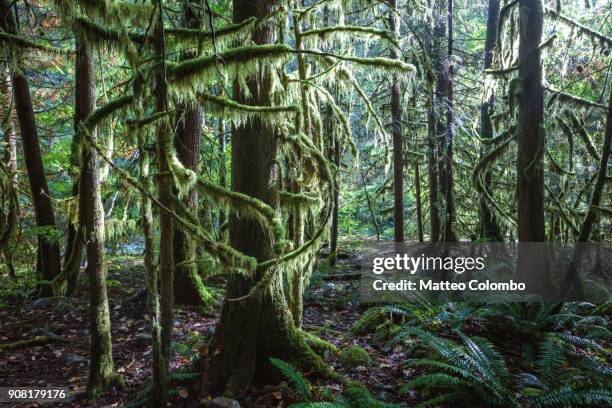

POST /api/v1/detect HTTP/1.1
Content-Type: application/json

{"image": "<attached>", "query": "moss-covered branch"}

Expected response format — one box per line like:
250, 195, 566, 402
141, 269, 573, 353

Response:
544, 7, 612, 47
300, 26, 400, 49
0, 31, 73, 55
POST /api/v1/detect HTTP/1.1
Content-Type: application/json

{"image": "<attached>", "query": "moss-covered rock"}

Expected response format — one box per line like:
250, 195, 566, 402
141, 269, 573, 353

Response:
338, 345, 371, 367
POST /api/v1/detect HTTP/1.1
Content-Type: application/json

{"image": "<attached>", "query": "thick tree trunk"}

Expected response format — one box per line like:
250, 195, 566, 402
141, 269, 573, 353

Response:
75, 39, 118, 397
0, 0, 62, 296
151, 2, 174, 404
390, 0, 404, 243
209, 0, 319, 396
173, 1, 213, 308
515, 0, 550, 295
478, 0, 503, 241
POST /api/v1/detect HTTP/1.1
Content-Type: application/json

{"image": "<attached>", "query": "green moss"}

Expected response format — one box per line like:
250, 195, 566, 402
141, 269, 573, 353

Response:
351, 307, 389, 336
303, 331, 337, 356
338, 345, 371, 367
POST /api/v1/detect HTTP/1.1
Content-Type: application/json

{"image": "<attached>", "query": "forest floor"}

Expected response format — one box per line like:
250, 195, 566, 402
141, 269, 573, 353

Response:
0, 240, 414, 407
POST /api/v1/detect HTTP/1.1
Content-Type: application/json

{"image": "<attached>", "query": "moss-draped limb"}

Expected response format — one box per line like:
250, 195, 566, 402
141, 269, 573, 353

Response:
545, 86, 608, 111
565, 111, 600, 161
196, 178, 285, 248
279, 190, 321, 212
544, 7, 612, 47
166, 16, 256, 43
472, 131, 517, 228
0, 31, 73, 55
167, 44, 292, 87
300, 25, 400, 49
81, 127, 258, 275
545, 185, 580, 235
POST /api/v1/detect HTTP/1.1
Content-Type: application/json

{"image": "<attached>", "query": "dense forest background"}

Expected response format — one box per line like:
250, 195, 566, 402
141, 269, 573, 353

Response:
0, 0, 610, 407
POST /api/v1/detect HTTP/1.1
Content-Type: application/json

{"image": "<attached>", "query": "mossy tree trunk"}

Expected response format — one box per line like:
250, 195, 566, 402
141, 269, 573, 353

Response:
414, 162, 424, 242
75, 38, 118, 397
0, 0, 62, 297
151, 1, 174, 405
173, 0, 213, 309
209, 0, 320, 396
218, 117, 227, 230
425, 0, 440, 243
478, 0, 503, 241
1, 67, 18, 277
390, 0, 404, 243
515, 0, 550, 295
442, 0, 455, 242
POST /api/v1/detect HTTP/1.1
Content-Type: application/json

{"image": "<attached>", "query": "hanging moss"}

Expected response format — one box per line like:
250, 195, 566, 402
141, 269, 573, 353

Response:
166, 16, 256, 44
564, 111, 600, 161
545, 86, 608, 111
0, 31, 73, 55
300, 25, 400, 49
279, 190, 321, 212
544, 7, 612, 48
167, 44, 293, 91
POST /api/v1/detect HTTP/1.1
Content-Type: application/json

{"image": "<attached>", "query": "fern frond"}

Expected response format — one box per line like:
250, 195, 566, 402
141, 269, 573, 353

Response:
270, 358, 312, 401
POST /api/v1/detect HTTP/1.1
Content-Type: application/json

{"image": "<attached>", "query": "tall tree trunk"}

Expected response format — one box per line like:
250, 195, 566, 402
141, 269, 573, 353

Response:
427, 105, 440, 242
209, 0, 319, 396
427, 0, 445, 242
0, 0, 62, 296
152, 2, 174, 404
515, 0, 550, 295
64, 36, 90, 296
478, 0, 503, 241
414, 162, 424, 242
218, 116, 227, 231
75, 39, 118, 397
139, 112, 163, 408
442, 0, 455, 242
390, 0, 404, 243
173, 0, 213, 308
329, 133, 340, 264
1, 67, 18, 277
563, 82, 612, 295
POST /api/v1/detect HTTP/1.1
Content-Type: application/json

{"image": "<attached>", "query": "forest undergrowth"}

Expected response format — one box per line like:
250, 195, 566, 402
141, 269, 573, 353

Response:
1, 239, 610, 408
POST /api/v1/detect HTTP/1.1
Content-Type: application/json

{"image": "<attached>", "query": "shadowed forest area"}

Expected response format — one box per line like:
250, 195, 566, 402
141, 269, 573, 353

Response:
0, 0, 611, 407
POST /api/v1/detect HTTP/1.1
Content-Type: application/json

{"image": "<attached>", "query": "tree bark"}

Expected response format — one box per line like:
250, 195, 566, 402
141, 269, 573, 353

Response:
329, 133, 340, 264
1, 67, 18, 277
209, 0, 320, 396
218, 117, 227, 230
515, 0, 550, 295
390, 0, 404, 243
442, 0, 455, 242
414, 162, 424, 242
173, 0, 213, 308
478, 0, 503, 241
152, 1, 174, 404
0, 0, 62, 296
75, 39, 118, 397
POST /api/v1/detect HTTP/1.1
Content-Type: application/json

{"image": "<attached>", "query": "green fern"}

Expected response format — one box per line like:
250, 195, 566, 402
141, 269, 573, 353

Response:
270, 358, 312, 401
